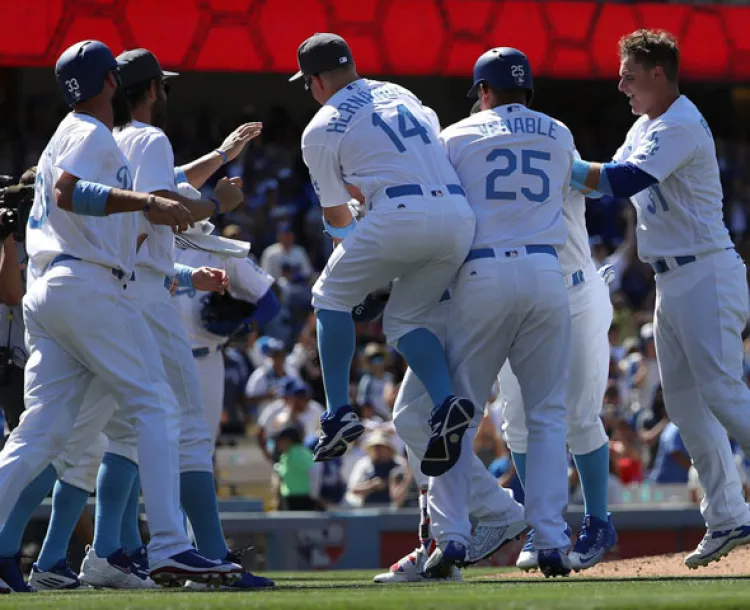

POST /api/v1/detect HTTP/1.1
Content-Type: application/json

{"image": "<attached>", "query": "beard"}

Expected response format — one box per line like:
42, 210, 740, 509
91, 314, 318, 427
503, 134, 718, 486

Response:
151, 93, 168, 130
112, 87, 131, 129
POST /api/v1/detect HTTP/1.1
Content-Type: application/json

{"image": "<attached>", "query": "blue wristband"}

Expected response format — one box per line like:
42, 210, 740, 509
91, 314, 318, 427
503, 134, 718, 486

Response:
173, 263, 194, 287
174, 167, 188, 186
209, 197, 221, 216
215, 149, 228, 165
571, 159, 591, 188
71, 181, 112, 217
323, 217, 357, 240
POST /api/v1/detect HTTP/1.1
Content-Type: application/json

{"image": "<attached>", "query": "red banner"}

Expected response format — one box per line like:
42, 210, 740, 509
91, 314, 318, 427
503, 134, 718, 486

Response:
2, 0, 749, 81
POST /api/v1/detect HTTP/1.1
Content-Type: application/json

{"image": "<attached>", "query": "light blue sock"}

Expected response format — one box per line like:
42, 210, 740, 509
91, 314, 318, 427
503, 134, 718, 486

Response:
180, 471, 228, 560
511, 451, 527, 488
397, 328, 452, 408
0, 464, 57, 557
316, 309, 355, 414
120, 473, 143, 553
36, 481, 89, 571
93, 453, 137, 559
573, 443, 610, 521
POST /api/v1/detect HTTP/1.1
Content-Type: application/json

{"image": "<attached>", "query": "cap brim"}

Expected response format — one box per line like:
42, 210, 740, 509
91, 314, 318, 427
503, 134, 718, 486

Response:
289, 70, 304, 82
162, 70, 179, 78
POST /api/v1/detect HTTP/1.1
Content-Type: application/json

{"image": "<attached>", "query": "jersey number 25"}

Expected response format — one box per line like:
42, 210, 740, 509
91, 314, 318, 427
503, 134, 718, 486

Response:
486, 148, 550, 203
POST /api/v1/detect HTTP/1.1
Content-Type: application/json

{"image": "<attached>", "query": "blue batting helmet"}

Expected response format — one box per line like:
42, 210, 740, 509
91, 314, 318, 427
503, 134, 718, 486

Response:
55, 40, 121, 107
467, 47, 533, 104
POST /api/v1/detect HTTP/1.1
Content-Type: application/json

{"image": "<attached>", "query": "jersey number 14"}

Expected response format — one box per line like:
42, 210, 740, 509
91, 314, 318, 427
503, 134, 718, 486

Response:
371, 104, 431, 152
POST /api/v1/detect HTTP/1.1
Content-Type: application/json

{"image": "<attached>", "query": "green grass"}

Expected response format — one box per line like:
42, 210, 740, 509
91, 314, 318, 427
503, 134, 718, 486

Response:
3, 569, 750, 610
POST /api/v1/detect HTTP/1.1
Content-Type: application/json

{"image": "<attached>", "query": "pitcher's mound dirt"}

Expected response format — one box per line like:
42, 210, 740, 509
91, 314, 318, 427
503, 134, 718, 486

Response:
486, 546, 750, 579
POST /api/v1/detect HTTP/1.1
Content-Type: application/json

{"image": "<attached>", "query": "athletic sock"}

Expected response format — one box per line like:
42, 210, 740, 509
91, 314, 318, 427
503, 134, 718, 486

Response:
573, 443, 610, 522
180, 471, 228, 560
92, 453, 137, 559
316, 309, 355, 414
119, 473, 143, 553
397, 328, 452, 409
36, 481, 90, 571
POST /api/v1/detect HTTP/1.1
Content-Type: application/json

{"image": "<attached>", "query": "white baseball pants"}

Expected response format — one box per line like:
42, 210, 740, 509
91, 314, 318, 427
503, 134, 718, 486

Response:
654, 248, 750, 530
501, 260, 611, 455
0, 260, 190, 563
311, 189, 475, 345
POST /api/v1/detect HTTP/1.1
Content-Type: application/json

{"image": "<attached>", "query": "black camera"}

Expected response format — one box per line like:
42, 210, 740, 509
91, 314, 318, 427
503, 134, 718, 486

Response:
0, 175, 35, 243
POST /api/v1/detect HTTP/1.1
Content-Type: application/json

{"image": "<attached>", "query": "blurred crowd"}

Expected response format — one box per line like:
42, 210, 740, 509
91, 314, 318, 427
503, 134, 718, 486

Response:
4, 88, 750, 513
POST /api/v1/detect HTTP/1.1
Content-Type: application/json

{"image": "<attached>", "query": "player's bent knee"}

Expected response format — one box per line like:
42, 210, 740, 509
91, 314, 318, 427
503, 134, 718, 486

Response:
566, 420, 608, 456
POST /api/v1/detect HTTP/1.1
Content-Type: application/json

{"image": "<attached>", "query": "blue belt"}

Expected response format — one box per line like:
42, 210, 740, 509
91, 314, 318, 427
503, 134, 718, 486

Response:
650, 247, 736, 274
569, 269, 585, 287
465, 245, 558, 263
385, 184, 465, 199
50, 254, 132, 281
192, 346, 221, 358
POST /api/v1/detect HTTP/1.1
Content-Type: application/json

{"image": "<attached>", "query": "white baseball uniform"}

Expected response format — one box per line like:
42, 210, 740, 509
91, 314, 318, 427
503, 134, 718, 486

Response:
55, 120, 219, 495
0, 112, 191, 563
174, 247, 275, 443
500, 185, 612, 457
613, 95, 750, 530
302, 78, 475, 344
394, 104, 575, 551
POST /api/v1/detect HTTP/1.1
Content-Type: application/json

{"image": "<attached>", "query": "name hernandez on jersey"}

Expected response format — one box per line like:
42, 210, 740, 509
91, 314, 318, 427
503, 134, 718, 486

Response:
612, 95, 731, 261
301, 78, 462, 209
439, 104, 574, 251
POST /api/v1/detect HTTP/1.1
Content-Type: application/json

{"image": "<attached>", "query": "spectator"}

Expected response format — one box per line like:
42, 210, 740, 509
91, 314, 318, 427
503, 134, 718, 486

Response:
610, 418, 644, 484
257, 377, 319, 462
307, 436, 348, 510
245, 337, 298, 414
474, 414, 504, 468
636, 385, 669, 469
274, 425, 316, 511
648, 421, 691, 484
356, 343, 394, 420
633, 323, 660, 413
346, 432, 410, 508
260, 222, 313, 281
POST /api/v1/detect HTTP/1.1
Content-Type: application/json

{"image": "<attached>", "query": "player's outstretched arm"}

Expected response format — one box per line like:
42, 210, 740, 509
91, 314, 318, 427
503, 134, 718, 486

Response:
572, 160, 658, 199
55, 171, 194, 232
154, 177, 245, 222
177, 123, 263, 190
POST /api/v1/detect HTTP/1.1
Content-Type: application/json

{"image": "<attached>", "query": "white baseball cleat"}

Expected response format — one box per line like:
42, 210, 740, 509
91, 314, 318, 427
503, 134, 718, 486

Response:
79, 546, 156, 589
684, 524, 750, 569
29, 560, 91, 590
373, 545, 462, 583
466, 520, 528, 565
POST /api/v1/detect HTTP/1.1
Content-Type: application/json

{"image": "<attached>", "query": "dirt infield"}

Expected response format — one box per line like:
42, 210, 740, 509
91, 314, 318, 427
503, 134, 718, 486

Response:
486, 546, 750, 579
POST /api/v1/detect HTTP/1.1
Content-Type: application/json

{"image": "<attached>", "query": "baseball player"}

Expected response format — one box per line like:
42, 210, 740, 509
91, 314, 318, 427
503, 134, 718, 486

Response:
291, 33, 477, 467
501, 182, 617, 573
392, 47, 576, 579
173, 198, 280, 446
0, 40, 244, 593
573, 29, 750, 568
22, 48, 273, 591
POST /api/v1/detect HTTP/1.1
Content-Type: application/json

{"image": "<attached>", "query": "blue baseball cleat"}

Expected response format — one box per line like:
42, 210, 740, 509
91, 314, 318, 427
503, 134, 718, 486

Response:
313, 405, 364, 462
150, 549, 243, 587
569, 514, 617, 572
0, 554, 34, 592
421, 395, 475, 477
423, 541, 468, 579
538, 549, 572, 578
184, 550, 276, 590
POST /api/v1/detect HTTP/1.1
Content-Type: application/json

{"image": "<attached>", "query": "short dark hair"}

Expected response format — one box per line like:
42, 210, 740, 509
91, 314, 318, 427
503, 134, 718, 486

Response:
619, 29, 679, 82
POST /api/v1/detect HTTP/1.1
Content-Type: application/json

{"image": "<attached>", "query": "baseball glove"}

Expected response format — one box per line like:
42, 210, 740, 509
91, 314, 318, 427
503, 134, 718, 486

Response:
200, 291, 258, 337
352, 283, 392, 323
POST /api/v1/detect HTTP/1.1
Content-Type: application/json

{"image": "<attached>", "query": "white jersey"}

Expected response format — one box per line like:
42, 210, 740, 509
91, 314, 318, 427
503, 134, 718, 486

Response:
559, 188, 592, 276
612, 95, 732, 261
439, 104, 574, 250
174, 248, 275, 347
115, 121, 177, 277
26, 112, 136, 277
301, 78, 461, 208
